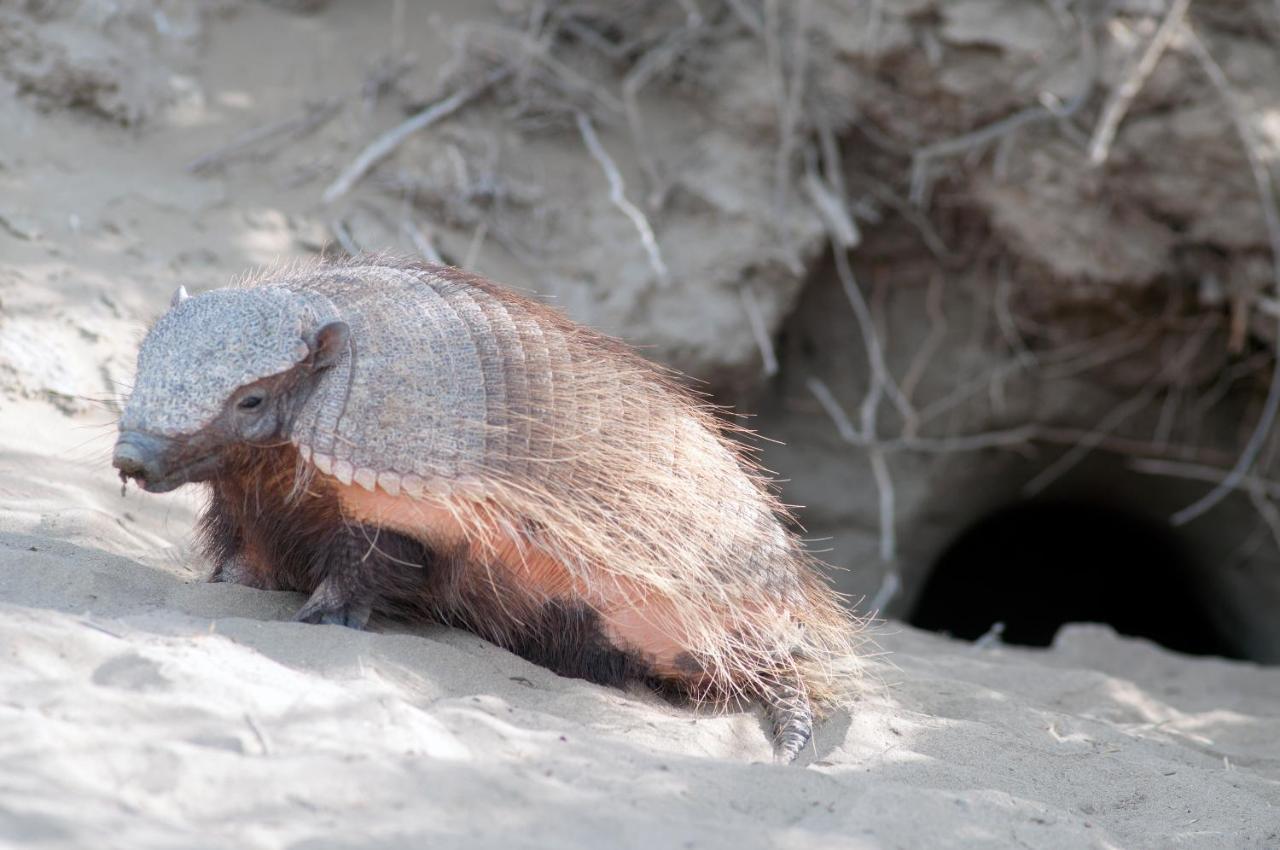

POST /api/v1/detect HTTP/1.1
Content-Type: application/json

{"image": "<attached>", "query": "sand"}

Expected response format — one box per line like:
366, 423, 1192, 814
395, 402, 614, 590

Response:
3, 492, 1279, 848
1, 2, 1279, 848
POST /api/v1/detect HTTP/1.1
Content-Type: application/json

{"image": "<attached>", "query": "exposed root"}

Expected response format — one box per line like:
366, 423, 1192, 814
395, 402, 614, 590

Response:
574, 111, 670, 285
1086, 0, 1191, 166
323, 69, 508, 204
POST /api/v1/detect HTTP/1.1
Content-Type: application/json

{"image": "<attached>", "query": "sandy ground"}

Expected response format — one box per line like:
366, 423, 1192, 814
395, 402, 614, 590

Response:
3, 490, 1279, 849
2, 3, 1279, 848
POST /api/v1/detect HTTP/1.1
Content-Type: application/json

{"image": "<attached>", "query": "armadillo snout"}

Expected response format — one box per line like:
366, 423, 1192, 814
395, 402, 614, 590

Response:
112, 431, 169, 484
113, 430, 223, 493
112, 432, 192, 491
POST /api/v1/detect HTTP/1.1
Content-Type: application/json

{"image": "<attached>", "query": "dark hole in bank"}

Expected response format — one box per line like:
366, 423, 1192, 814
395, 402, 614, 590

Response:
909, 499, 1246, 660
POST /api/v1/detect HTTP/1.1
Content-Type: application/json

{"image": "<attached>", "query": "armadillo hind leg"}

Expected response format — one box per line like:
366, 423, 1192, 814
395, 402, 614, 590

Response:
761, 679, 814, 763
504, 601, 655, 687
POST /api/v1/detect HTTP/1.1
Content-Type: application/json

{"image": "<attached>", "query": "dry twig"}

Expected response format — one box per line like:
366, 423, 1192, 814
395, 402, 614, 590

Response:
1086, 0, 1192, 166
244, 713, 271, 756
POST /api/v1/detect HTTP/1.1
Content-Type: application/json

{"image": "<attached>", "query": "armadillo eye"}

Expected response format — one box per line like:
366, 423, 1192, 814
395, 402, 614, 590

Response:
238, 394, 264, 411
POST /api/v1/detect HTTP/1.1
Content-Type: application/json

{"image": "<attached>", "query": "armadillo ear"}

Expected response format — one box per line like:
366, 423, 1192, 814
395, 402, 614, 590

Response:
307, 321, 350, 370
170, 285, 190, 308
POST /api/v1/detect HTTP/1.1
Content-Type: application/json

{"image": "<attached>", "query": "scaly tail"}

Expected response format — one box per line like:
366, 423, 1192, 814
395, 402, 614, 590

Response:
761, 677, 814, 762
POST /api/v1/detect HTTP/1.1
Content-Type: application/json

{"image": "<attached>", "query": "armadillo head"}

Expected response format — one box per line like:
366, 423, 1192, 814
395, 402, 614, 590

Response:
113, 285, 348, 493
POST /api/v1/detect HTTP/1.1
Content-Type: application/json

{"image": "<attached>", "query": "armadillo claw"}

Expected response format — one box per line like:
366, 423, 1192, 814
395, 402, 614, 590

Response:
294, 581, 372, 630
209, 556, 270, 589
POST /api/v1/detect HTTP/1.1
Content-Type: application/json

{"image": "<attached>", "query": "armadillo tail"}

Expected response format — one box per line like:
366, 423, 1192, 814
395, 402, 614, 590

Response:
761, 676, 814, 763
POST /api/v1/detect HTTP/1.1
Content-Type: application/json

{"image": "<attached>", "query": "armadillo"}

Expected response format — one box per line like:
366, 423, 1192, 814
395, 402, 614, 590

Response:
112, 257, 862, 761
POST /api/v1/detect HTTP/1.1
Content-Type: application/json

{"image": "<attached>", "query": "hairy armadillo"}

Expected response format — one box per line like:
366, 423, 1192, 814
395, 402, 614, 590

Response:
112, 257, 862, 760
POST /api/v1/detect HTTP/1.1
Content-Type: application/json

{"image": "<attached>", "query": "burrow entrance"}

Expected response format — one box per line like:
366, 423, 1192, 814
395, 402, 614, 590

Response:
909, 497, 1248, 661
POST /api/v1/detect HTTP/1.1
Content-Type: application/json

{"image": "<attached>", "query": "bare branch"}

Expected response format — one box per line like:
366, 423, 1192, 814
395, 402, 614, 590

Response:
1152, 386, 1181, 450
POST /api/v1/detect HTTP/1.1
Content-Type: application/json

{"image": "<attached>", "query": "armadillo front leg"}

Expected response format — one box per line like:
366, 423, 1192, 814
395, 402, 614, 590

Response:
293, 519, 441, 631
295, 581, 373, 629
200, 488, 278, 590
210, 555, 273, 588
294, 527, 375, 629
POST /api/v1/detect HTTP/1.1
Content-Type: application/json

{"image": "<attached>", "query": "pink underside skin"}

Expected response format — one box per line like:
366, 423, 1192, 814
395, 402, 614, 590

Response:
330, 473, 692, 678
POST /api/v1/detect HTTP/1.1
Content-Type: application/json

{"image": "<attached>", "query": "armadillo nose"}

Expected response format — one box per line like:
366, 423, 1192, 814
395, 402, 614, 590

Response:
112, 431, 167, 484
